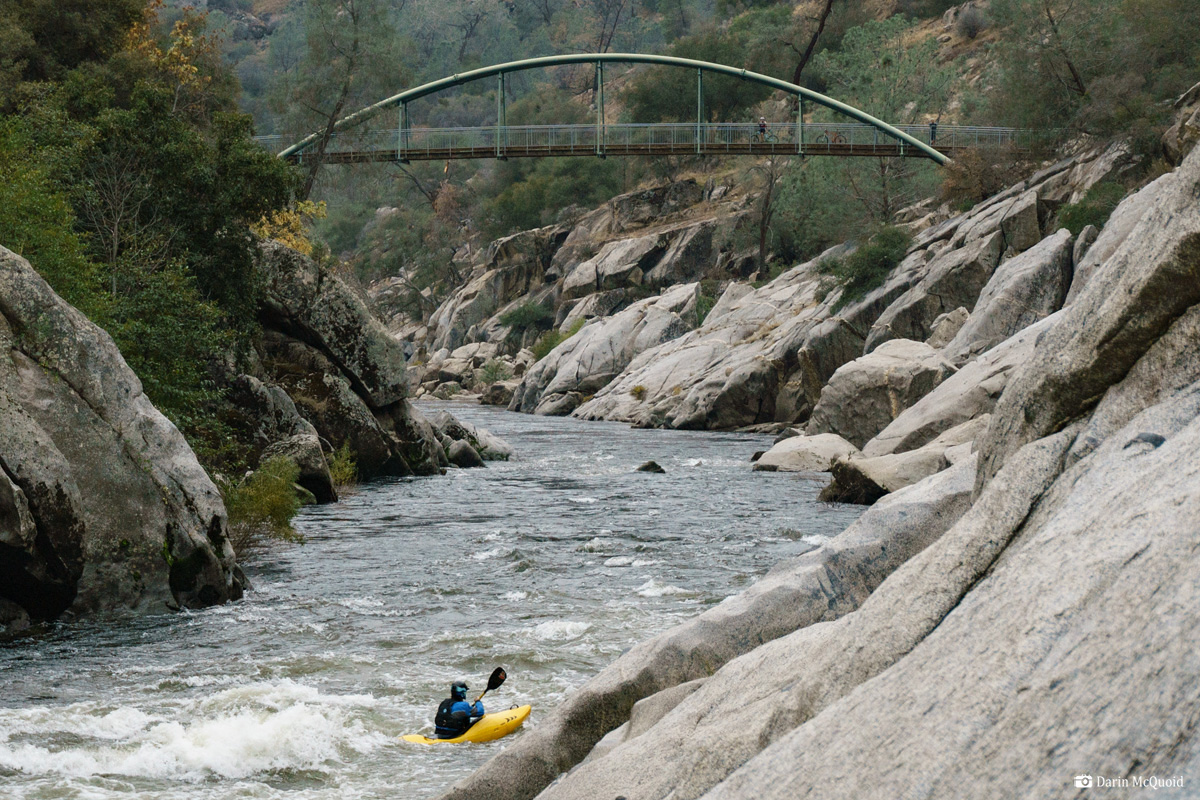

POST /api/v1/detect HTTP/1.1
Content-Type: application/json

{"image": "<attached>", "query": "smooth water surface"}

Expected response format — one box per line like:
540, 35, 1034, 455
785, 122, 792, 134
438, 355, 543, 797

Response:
0, 404, 862, 799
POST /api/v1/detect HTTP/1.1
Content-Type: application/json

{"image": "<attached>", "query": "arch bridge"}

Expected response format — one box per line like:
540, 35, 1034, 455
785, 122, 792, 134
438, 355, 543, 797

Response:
268, 54, 1028, 166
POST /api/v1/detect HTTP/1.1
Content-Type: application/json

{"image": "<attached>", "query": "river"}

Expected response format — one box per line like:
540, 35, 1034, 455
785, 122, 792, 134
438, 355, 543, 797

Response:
0, 404, 862, 799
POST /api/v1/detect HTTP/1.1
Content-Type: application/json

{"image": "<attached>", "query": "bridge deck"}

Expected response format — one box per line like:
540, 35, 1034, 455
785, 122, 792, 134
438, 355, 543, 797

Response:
292, 142, 975, 164
259, 122, 1027, 164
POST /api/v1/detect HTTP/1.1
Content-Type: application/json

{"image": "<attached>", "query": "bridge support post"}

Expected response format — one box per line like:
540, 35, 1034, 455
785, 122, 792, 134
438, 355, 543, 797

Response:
397, 101, 410, 164
595, 61, 606, 158
696, 69, 704, 155
797, 97, 804, 157
496, 72, 507, 160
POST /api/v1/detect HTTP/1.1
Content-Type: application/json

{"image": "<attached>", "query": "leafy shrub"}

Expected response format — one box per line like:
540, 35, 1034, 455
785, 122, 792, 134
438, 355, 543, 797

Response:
499, 302, 554, 332
956, 6, 988, 39
478, 358, 514, 385
818, 226, 912, 310
696, 292, 717, 325
630, 385, 647, 401
532, 318, 586, 361
1058, 181, 1127, 234
222, 457, 303, 553
941, 147, 1029, 206
327, 442, 357, 489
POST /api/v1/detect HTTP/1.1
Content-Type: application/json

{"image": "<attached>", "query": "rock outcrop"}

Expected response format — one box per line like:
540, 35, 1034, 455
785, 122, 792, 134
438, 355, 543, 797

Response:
805, 339, 957, 448
253, 241, 445, 480
509, 283, 699, 415
557, 146, 1128, 432
0, 247, 244, 630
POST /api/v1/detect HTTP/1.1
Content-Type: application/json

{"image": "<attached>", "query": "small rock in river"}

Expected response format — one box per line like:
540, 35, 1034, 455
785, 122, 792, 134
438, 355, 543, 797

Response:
636, 460, 666, 473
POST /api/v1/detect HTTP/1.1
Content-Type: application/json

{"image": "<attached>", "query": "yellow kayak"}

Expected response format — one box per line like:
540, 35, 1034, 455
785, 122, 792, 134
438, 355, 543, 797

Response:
401, 705, 531, 744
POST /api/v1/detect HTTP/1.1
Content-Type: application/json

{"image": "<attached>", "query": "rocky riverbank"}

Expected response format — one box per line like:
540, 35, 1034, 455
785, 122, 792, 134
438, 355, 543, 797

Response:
0, 239, 508, 634
432, 88, 1200, 800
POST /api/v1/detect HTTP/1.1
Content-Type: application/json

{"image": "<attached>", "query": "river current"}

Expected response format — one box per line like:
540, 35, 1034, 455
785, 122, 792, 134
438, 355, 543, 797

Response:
0, 403, 862, 799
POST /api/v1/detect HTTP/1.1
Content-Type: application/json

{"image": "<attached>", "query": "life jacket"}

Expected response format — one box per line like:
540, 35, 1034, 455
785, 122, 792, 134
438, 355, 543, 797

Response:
435, 697, 469, 736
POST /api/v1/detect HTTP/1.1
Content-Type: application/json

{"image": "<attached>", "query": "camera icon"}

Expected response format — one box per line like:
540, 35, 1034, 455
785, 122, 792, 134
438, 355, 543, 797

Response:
1075, 775, 1094, 788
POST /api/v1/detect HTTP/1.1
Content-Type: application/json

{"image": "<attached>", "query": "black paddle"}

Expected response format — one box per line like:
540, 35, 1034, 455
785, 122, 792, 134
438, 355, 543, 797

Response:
473, 666, 506, 705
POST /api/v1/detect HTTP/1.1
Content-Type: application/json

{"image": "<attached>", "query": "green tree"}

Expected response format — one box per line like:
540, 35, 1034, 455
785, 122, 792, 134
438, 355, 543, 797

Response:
624, 27, 773, 123
811, 17, 951, 222
268, 0, 399, 200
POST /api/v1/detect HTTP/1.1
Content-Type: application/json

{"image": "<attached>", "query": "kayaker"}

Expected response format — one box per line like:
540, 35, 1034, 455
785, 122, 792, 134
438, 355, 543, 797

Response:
434, 680, 485, 739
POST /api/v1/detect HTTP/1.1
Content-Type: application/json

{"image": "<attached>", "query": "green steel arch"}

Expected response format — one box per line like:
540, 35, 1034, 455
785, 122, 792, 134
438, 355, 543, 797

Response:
279, 53, 949, 165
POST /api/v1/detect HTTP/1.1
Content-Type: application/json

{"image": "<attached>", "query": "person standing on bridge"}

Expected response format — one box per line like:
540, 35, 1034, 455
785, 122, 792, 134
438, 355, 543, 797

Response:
758, 116, 768, 141
930, 120, 938, 145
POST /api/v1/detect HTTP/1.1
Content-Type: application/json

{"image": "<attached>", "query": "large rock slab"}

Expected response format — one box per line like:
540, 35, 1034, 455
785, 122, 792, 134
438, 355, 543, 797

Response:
435, 459, 976, 800
258, 240, 407, 409
977, 145, 1200, 492
864, 231, 1004, 351
1067, 303, 1200, 467
701, 388, 1200, 800
752, 433, 859, 473
510, 284, 698, 414
561, 235, 664, 300
575, 256, 842, 429
863, 313, 1059, 457
821, 416, 988, 504
0, 247, 244, 625
806, 339, 957, 449
942, 229, 1074, 364
864, 227, 1003, 347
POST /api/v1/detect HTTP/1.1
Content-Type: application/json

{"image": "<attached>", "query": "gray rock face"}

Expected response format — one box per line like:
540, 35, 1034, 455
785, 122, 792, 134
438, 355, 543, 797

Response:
752, 433, 859, 473
540, 427, 1069, 800
510, 284, 698, 414
702, 390, 1200, 800
1064, 172, 1168, 304
447, 439, 485, 469
806, 339, 957, 449
923, 306, 969, 348
864, 231, 1004, 351
258, 240, 406, 409
435, 459, 976, 800
261, 433, 335, 503
0, 246, 243, 625
977, 145, 1200, 493
561, 235, 664, 300
1162, 79, 1200, 166
255, 244, 443, 480
821, 416, 988, 504
863, 313, 1059, 458
575, 257, 839, 429
428, 410, 513, 461
942, 229, 1074, 364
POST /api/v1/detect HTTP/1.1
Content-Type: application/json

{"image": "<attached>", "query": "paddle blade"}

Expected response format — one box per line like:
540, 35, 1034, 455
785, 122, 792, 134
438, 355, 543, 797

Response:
486, 667, 507, 692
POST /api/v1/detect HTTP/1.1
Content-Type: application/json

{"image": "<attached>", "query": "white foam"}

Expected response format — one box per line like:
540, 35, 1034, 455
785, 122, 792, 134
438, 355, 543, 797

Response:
470, 547, 504, 561
531, 620, 590, 640
568, 497, 598, 504
0, 681, 384, 782
635, 579, 689, 598
801, 534, 831, 546
503, 591, 528, 601
631, 559, 660, 568
604, 556, 634, 567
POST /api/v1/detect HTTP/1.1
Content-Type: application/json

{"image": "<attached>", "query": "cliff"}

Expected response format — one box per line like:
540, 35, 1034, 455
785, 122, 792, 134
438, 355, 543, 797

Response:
0, 247, 244, 631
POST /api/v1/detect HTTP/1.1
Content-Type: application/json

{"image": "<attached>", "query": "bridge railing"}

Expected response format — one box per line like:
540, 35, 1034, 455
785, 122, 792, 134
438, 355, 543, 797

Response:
254, 122, 1031, 159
